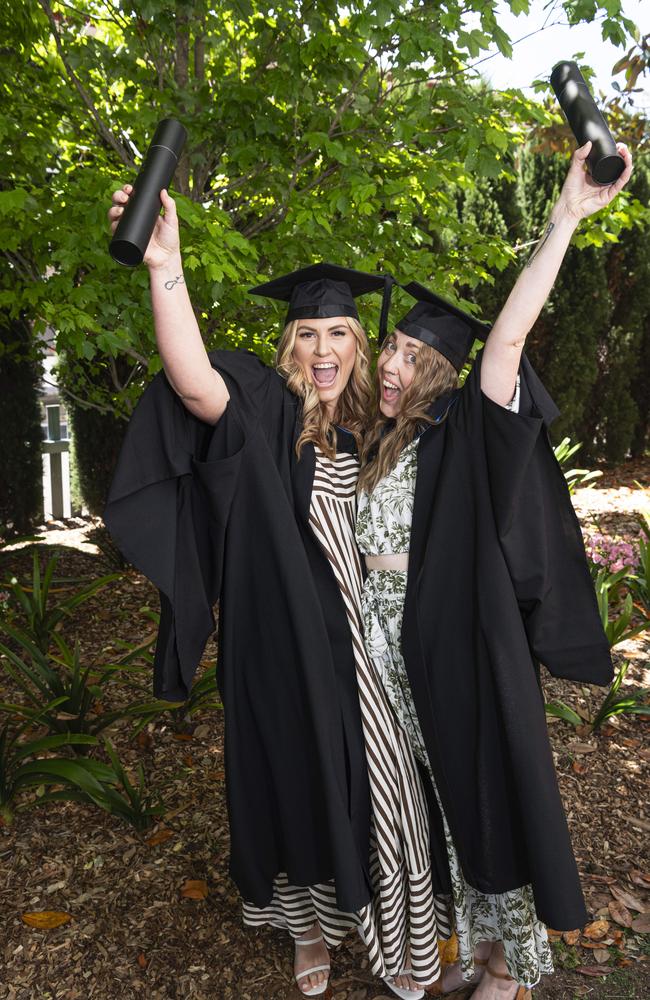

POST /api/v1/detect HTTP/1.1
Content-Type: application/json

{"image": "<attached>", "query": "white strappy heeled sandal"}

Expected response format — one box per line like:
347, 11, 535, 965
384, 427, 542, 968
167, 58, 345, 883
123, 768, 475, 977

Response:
294, 932, 331, 997
382, 969, 425, 1000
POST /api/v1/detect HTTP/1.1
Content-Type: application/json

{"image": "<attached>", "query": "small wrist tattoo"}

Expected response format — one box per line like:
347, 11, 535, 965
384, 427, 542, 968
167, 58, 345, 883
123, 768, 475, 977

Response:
164, 273, 185, 290
526, 222, 555, 268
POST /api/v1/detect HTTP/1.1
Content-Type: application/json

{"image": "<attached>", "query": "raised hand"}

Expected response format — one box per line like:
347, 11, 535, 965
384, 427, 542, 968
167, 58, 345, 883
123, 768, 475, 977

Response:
558, 140, 633, 223
107, 185, 180, 269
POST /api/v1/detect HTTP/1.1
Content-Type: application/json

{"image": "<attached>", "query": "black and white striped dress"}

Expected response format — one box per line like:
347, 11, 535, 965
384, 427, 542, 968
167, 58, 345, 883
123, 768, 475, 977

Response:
243, 444, 451, 988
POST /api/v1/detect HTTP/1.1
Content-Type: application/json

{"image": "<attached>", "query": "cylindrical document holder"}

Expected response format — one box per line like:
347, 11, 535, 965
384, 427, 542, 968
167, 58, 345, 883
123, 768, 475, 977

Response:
550, 61, 624, 185
109, 118, 187, 266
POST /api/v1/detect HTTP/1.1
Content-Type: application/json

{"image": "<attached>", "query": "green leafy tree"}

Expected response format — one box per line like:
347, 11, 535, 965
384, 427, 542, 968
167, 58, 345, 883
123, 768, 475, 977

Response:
0, 0, 640, 429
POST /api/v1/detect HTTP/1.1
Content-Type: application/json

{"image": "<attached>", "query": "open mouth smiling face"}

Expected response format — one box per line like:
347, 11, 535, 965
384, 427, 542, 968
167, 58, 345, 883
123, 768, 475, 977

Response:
377, 330, 420, 416
292, 316, 357, 413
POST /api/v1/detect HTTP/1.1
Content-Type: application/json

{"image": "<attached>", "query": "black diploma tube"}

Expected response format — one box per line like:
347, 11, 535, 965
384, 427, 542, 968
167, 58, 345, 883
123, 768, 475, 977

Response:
109, 118, 187, 266
550, 61, 624, 185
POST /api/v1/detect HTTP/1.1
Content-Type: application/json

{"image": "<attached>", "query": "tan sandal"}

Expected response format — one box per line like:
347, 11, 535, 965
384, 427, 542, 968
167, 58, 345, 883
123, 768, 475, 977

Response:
485, 960, 532, 999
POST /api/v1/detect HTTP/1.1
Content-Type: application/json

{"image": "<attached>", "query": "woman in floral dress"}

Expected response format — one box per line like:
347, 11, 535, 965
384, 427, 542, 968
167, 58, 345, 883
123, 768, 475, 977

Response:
355, 139, 632, 999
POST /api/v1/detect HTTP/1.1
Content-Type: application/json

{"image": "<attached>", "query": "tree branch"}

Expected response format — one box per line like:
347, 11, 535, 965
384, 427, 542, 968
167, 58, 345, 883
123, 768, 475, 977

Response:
3, 251, 41, 283
241, 164, 340, 239
38, 0, 134, 168
328, 57, 374, 137
45, 376, 116, 415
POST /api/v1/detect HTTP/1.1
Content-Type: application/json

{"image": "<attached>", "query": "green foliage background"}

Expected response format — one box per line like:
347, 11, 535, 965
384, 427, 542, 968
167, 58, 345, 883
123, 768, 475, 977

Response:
0, 1, 648, 525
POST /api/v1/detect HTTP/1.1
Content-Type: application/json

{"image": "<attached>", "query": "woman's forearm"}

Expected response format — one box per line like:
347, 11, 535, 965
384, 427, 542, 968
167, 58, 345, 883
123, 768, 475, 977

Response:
481, 140, 631, 407
148, 253, 218, 403
480, 201, 578, 406
490, 200, 578, 349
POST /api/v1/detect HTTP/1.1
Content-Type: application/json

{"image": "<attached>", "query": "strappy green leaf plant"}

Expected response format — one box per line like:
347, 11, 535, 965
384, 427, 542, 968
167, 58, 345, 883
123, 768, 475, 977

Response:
1, 705, 165, 832
0, 626, 175, 752
113, 608, 222, 737
0, 702, 103, 825
546, 539, 649, 732
590, 660, 650, 733
1, 549, 121, 655
594, 568, 649, 646
126, 666, 223, 738
544, 700, 584, 728
546, 661, 650, 734
96, 737, 166, 831
553, 437, 603, 495
30, 737, 167, 833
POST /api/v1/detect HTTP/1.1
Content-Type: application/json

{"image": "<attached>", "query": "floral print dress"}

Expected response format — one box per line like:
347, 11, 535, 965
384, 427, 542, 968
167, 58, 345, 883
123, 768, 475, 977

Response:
355, 380, 555, 990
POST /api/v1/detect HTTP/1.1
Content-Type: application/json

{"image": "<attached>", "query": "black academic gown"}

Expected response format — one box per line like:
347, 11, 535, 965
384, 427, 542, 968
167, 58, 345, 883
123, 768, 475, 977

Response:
401, 346, 613, 931
102, 350, 373, 912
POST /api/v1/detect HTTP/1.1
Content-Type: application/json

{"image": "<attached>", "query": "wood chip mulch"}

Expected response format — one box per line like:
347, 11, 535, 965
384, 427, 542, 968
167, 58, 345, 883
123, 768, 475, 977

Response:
0, 456, 648, 1000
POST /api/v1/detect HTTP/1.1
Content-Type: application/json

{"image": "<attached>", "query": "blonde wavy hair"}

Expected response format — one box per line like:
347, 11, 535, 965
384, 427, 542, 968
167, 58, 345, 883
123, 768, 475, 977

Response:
275, 316, 373, 460
358, 337, 459, 495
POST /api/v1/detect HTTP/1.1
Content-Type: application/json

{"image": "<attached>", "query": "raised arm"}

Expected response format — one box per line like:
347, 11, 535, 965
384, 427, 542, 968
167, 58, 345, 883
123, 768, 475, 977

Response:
108, 185, 229, 425
481, 140, 633, 406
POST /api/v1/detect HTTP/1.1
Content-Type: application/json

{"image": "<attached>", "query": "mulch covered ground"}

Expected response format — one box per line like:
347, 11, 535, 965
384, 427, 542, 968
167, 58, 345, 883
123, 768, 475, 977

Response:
0, 456, 648, 1000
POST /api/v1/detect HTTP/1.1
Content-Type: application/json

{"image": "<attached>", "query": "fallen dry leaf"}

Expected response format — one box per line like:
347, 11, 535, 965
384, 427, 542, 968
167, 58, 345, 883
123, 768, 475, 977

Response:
610, 883, 645, 913
572, 761, 587, 774
576, 964, 614, 977
181, 878, 208, 900
145, 828, 174, 847
136, 953, 147, 969
608, 899, 633, 927
631, 912, 650, 933
21, 911, 72, 929
593, 947, 610, 963
631, 870, 650, 888
583, 919, 610, 940
567, 741, 598, 754
563, 929, 581, 945
438, 932, 458, 965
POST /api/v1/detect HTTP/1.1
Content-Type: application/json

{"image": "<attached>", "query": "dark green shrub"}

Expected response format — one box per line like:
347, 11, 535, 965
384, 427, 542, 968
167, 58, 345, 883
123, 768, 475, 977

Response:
0, 316, 43, 538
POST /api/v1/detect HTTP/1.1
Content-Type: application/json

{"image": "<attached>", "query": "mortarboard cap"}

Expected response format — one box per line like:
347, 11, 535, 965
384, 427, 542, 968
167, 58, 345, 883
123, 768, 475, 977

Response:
249, 262, 395, 341
394, 281, 491, 372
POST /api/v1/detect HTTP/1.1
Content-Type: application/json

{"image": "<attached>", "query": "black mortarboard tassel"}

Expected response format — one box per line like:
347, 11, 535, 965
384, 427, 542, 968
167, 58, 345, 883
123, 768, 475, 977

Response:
249, 262, 395, 341
394, 281, 491, 372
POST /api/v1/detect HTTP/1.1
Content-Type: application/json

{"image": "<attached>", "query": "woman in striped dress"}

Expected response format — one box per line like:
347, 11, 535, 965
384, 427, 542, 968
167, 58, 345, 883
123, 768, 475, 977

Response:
240, 270, 453, 999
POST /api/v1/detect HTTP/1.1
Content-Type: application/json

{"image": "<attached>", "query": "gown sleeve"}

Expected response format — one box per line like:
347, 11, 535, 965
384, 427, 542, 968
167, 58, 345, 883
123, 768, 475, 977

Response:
452, 347, 613, 686
102, 349, 277, 703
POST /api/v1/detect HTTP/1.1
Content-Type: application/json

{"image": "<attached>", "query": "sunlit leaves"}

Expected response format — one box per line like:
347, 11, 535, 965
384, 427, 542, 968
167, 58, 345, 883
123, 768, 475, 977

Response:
0, 0, 640, 417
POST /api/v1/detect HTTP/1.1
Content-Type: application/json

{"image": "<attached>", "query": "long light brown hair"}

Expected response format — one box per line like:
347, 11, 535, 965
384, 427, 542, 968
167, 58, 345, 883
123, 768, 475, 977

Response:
275, 316, 373, 459
358, 337, 459, 495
